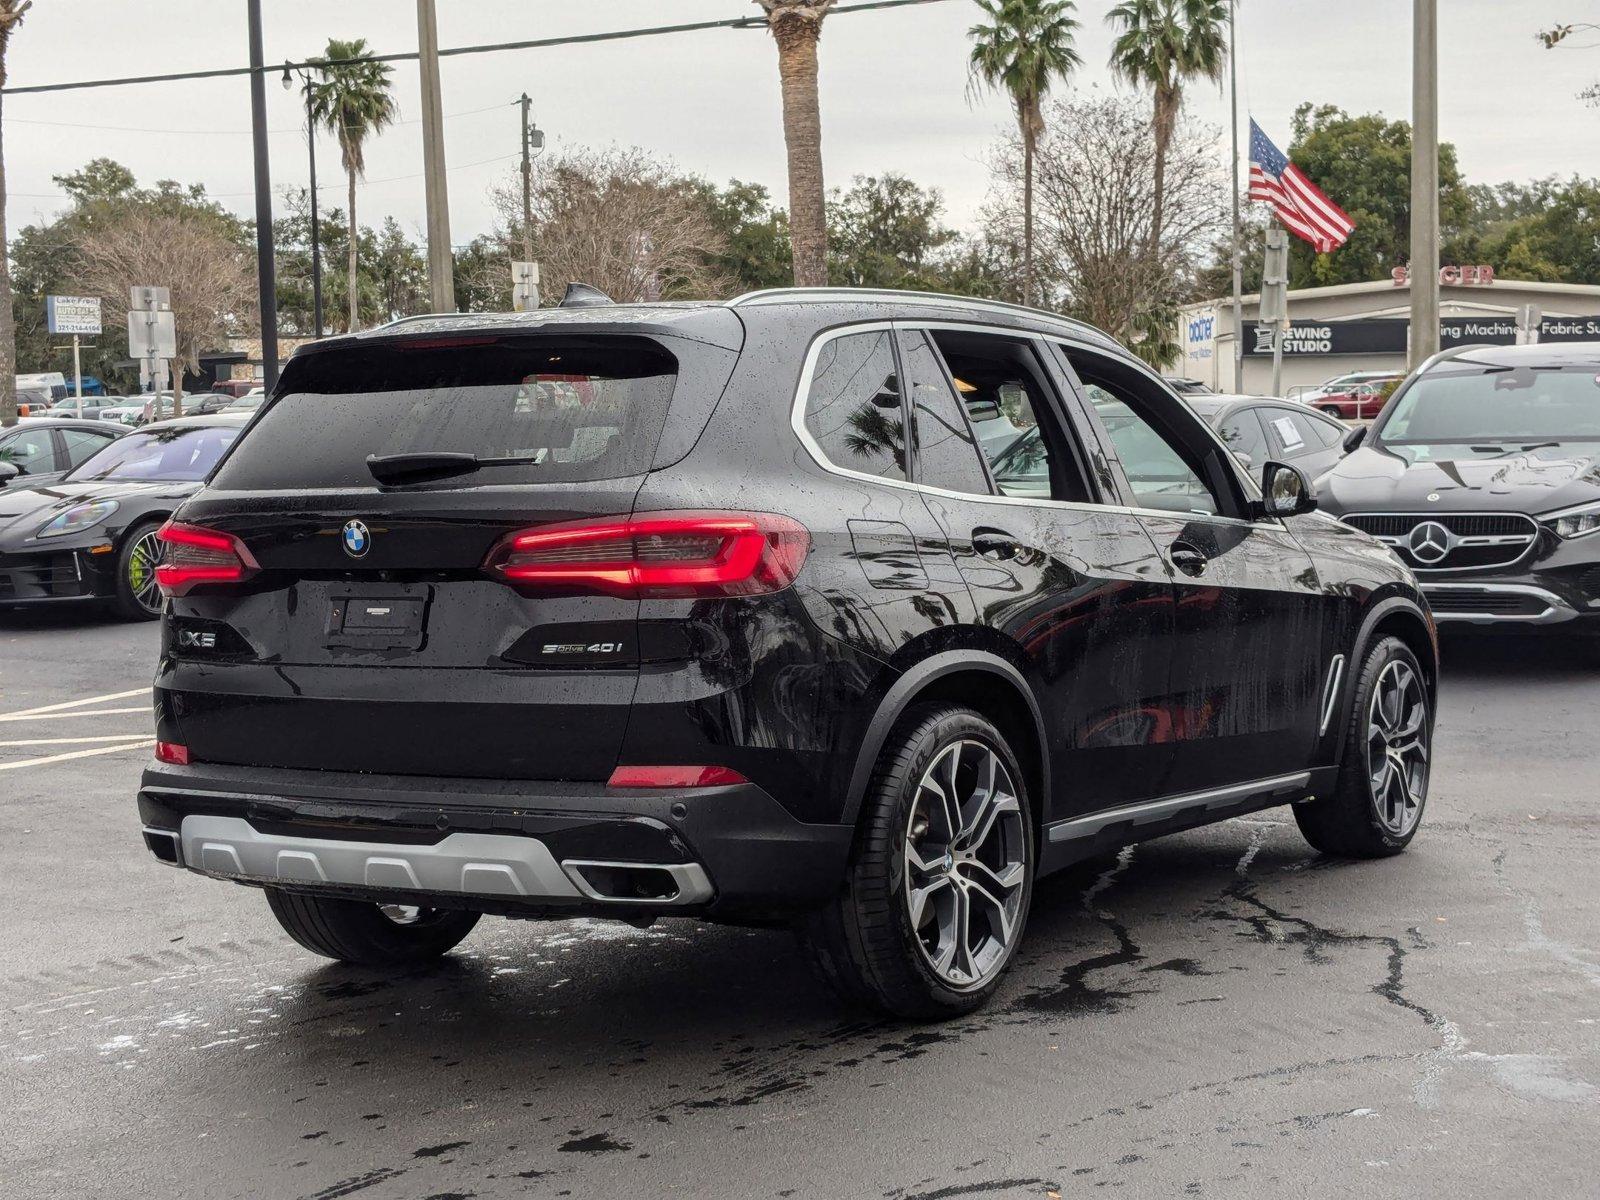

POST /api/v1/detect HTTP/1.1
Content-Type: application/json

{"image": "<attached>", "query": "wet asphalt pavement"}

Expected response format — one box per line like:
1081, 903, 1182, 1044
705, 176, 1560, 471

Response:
2, 609, 1597, 1199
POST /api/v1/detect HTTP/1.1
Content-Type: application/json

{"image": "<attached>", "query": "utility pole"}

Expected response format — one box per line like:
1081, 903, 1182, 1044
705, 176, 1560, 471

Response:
283, 65, 324, 338
1409, 0, 1439, 369
1228, 0, 1244, 391
1262, 226, 1289, 398
417, 0, 455, 313
519, 92, 534, 265
246, 0, 279, 388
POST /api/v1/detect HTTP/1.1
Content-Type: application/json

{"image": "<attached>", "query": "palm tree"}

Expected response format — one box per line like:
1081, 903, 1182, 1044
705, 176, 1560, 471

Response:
968, 0, 1082, 308
756, 1, 836, 288
1106, 0, 1227, 258
0, 1, 32, 429
310, 38, 397, 331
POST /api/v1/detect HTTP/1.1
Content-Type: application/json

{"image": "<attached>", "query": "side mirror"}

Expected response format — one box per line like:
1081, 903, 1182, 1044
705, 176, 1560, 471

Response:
1259, 460, 1318, 518
1341, 425, 1367, 453
0, 460, 18, 487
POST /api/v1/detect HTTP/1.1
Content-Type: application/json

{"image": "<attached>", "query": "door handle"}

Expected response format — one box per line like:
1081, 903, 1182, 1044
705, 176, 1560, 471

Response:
1169, 541, 1209, 577
972, 528, 1022, 561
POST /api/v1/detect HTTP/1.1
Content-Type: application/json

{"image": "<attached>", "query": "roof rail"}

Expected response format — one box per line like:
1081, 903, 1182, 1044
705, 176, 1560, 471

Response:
725, 286, 1115, 342
371, 311, 496, 331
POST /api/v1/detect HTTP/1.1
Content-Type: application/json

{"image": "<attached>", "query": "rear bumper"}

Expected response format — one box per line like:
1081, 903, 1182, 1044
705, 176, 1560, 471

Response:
138, 760, 852, 923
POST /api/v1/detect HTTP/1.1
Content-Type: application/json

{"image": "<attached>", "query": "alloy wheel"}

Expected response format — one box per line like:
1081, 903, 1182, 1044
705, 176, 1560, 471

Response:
127, 530, 164, 615
1366, 659, 1429, 837
903, 739, 1027, 989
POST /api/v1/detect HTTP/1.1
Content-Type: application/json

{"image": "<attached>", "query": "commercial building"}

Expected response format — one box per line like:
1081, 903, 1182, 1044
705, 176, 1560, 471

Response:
1175, 270, 1600, 397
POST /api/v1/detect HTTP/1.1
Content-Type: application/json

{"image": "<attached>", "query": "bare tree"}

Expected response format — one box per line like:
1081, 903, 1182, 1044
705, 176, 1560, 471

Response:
487, 146, 730, 303
983, 93, 1225, 362
72, 207, 255, 412
0, 0, 32, 428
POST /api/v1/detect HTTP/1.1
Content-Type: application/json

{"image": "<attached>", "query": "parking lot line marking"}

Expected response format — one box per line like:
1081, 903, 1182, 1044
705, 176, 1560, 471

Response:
0, 706, 150, 723
0, 739, 154, 771
0, 688, 149, 721
0, 734, 154, 747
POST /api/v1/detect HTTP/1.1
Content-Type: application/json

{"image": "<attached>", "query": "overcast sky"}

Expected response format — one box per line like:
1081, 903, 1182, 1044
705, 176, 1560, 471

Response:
6, 0, 1600, 249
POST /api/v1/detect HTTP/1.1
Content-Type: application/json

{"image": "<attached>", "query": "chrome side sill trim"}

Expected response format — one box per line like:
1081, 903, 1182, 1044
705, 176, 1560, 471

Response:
1046, 772, 1313, 844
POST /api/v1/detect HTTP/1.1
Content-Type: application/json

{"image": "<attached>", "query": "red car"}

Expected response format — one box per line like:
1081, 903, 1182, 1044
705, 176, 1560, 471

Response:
1311, 379, 1395, 421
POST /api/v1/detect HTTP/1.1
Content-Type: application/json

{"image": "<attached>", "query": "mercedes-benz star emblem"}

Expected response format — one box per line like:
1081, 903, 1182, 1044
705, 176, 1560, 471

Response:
1408, 520, 1452, 565
341, 519, 371, 559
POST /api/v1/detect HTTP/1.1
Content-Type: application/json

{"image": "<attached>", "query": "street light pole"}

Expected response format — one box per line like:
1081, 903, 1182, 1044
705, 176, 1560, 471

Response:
1409, 0, 1440, 369
246, 0, 279, 390
417, 0, 456, 312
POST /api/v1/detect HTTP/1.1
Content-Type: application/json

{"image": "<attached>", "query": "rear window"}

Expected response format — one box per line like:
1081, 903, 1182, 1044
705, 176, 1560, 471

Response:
211, 336, 678, 489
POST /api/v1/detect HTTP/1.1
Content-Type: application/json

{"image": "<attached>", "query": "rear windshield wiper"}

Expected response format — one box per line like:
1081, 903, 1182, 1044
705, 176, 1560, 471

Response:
366, 451, 543, 485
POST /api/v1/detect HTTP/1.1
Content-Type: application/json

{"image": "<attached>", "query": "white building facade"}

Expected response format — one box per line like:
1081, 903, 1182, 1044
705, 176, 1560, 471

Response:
1176, 273, 1600, 397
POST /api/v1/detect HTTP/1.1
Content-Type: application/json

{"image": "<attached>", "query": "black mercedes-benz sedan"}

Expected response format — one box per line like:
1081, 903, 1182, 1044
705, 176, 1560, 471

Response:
1318, 343, 1600, 644
0, 414, 246, 618
137, 289, 1436, 1018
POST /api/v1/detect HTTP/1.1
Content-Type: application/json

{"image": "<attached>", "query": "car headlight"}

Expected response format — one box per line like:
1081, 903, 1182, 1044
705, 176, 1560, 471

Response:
36, 499, 119, 539
1544, 501, 1600, 540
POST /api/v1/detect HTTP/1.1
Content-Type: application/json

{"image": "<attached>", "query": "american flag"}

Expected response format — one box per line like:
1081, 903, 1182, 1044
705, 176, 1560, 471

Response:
1248, 119, 1354, 253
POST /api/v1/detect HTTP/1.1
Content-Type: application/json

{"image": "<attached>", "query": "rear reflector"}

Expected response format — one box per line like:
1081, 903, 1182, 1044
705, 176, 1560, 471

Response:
607, 765, 748, 788
485, 511, 809, 599
154, 741, 191, 766
154, 521, 259, 597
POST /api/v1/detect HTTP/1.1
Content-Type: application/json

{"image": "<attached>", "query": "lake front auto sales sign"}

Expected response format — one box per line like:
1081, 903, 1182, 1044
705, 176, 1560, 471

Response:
45, 295, 102, 336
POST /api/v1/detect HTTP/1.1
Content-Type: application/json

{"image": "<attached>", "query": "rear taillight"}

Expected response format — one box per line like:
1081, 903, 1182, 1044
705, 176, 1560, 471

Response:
154, 741, 191, 765
154, 521, 259, 597
484, 511, 809, 599
608, 765, 749, 788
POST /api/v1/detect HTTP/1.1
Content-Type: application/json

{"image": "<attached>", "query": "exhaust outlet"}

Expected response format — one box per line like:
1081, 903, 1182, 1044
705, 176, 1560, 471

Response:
142, 826, 183, 867
560, 859, 714, 905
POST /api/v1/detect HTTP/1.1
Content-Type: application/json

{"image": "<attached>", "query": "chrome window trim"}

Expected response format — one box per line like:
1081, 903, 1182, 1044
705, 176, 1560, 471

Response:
788, 320, 1277, 531
1046, 771, 1313, 843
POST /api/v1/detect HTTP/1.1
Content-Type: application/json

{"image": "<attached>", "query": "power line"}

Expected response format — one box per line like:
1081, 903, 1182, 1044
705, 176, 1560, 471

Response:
1, 1, 954, 98
4, 102, 511, 137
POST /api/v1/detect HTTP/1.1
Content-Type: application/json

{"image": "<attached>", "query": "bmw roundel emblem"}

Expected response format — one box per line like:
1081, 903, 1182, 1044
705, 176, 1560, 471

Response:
341, 519, 371, 558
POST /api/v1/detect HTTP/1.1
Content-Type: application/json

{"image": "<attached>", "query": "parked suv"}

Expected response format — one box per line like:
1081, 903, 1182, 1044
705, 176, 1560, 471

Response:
1320, 342, 1600, 642
138, 289, 1437, 1018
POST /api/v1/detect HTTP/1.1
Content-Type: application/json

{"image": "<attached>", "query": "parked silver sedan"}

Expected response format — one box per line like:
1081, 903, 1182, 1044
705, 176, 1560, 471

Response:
1183, 393, 1353, 482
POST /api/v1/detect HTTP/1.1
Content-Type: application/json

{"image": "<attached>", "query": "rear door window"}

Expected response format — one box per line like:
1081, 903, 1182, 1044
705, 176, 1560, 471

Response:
1216, 409, 1268, 461
59, 427, 117, 467
211, 337, 679, 490
801, 329, 906, 481
898, 330, 992, 496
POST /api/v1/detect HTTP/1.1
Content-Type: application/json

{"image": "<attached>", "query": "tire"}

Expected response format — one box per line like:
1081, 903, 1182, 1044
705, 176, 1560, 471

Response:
110, 520, 165, 621
264, 887, 481, 966
1294, 636, 1432, 858
1323, 406, 1346, 420
798, 704, 1034, 1020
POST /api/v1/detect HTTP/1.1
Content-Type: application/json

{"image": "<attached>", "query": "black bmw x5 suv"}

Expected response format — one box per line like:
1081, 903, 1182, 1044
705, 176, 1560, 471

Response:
138, 289, 1438, 1018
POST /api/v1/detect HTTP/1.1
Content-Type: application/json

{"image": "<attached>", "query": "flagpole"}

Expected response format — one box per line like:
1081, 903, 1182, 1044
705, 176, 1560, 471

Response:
1229, 0, 1244, 393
